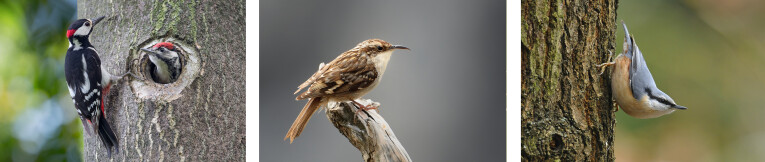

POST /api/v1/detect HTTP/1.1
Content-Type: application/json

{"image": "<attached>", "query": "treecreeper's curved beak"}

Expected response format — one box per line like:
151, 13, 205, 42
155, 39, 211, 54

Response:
92, 16, 106, 26
391, 45, 410, 51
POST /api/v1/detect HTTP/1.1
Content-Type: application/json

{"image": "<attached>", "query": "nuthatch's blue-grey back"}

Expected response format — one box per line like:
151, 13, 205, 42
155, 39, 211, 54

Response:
597, 21, 687, 119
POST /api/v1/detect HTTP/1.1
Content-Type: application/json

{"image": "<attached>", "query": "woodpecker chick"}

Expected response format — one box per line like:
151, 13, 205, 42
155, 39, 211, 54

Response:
64, 15, 126, 157
596, 21, 687, 119
285, 39, 410, 143
141, 42, 182, 84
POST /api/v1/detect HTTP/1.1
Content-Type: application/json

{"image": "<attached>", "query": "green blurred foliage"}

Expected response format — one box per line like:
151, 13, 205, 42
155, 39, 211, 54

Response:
615, 0, 765, 161
0, 0, 81, 161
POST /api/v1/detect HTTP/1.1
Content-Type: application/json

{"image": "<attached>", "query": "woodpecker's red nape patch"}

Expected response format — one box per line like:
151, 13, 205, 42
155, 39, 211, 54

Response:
66, 29, 76, 38
153, 42, 175, 50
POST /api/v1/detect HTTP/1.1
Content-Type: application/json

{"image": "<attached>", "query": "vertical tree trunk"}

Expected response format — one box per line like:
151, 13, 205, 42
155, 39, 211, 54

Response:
78, 0, 245, 161
521, 0, 617, 161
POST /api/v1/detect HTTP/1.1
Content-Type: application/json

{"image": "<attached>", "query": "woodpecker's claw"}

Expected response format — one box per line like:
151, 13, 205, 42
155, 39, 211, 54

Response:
116, 72, 137, 80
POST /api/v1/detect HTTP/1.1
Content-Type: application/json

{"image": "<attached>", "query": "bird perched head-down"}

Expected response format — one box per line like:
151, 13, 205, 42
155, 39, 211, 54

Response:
141, 42, 183, 84
64, 16, 125, 157
596, 21, 687, 119
285, 39, 410, 143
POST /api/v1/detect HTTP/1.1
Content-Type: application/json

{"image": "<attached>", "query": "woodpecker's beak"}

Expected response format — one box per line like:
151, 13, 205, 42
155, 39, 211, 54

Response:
92, 16, 106, 26
673, 105, 687, 110
391, 45, 410, 51
141, 48, 161, 56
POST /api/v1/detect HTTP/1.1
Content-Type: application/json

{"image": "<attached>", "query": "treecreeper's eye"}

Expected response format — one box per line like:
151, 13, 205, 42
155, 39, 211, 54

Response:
376, 46, 383, 51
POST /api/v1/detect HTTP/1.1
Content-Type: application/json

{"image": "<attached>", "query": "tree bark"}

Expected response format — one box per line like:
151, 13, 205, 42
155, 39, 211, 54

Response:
325, 99, 411, 162
521, 0, 617, 161
78, 0, 245, 161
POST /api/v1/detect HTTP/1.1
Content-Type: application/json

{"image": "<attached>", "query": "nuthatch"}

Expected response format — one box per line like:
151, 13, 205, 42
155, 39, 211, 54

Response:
596, 21, 687, 119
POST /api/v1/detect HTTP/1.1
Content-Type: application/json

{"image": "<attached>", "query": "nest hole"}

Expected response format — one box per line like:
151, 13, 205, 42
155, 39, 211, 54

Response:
129, 37, 201, 102
137, 47, 188, 84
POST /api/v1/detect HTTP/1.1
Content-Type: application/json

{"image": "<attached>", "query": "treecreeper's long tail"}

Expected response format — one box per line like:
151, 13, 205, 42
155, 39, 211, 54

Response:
285, 97, 323, 143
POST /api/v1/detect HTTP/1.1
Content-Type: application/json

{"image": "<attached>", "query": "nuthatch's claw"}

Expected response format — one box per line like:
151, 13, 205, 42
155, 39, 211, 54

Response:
595, 62, 614, 75
595, 51, 615, 75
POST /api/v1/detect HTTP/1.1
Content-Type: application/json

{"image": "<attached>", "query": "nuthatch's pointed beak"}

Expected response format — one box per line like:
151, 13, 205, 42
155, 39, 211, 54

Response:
92, 16, 106, 26
673, 105, 687, 110
391, 45, 410, 51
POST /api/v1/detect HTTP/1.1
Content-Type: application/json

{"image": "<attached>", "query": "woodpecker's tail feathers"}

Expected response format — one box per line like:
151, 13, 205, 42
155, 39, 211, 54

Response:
285, 97, 323, 143
101, 68, 134, 87
96, 114, 119, 157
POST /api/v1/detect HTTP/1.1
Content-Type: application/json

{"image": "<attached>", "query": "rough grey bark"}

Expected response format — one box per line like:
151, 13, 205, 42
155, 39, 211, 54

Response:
78, 0, 245, 161
325, 99, 411, 162
521, 0, 617, 161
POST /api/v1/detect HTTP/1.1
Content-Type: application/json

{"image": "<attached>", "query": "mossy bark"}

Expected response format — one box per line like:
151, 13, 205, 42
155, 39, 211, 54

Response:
521, 0, 617, 161
78, 0, 245, 161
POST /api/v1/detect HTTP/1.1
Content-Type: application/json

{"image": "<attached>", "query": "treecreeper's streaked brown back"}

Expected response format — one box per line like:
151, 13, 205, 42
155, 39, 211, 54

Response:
285, 39, 410, 143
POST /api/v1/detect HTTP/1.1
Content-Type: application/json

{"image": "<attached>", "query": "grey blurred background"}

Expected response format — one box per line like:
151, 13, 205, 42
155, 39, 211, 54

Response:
260, 0, 505, 161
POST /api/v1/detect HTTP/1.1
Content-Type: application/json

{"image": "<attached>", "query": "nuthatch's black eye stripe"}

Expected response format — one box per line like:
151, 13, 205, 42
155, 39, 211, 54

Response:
651, 95, 675, 107
645, 88, 676, 107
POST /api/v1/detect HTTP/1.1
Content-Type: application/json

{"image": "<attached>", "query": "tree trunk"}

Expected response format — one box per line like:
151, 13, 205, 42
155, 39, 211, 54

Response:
521, 0, 617, 161
78, 0, 245, 161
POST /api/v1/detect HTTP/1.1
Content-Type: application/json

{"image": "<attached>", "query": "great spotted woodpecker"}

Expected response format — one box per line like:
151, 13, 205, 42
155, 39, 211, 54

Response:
140, 42, 182, 84
64, 16, 127, 157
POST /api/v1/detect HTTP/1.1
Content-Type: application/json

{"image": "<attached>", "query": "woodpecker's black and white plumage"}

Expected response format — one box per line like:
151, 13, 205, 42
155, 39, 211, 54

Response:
141, 42, 182, 84
64, 16, 124, 157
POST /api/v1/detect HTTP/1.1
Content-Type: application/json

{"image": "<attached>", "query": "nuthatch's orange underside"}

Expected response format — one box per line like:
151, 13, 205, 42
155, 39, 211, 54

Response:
597, 21, 687, 119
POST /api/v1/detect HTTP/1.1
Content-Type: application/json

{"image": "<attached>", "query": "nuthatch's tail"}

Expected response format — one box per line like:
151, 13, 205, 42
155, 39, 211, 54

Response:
621, 20, 635, 57
622, 20, 630, 39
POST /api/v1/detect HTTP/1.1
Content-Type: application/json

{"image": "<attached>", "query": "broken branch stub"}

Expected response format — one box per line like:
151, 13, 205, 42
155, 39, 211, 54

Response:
325, 99, 411, 162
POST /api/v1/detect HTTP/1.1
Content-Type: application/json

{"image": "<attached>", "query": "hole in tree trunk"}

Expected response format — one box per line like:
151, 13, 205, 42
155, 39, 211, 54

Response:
128, 36, 202, 102
551, 133, 564, 151
138, 42, 187, 84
